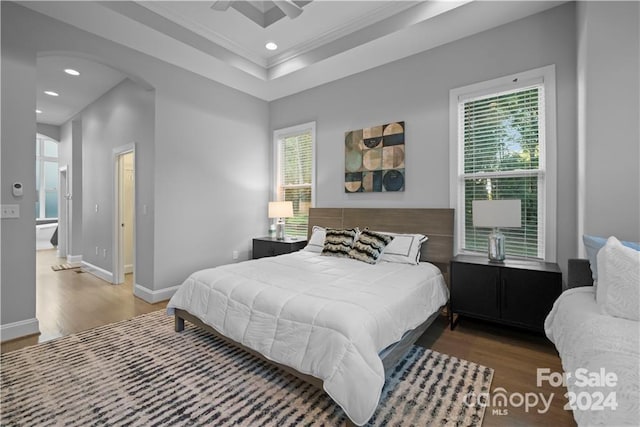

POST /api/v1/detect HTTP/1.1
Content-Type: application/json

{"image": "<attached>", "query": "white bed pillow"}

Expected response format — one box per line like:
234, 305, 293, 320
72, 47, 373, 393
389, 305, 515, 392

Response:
375, 232, 427, 265
596, 236, 640, 321
584, 234, 640, 282
303, 226, 326, 253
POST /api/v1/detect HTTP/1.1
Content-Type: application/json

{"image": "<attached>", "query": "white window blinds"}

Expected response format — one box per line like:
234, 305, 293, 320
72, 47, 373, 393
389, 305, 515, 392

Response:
275, 124, 315, 237
460, 85, 546, 259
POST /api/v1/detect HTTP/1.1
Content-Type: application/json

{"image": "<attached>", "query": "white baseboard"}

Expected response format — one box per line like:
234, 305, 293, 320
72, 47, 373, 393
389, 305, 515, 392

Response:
67, 254, 82, 267
134, 284, 180, 304
124, 264, 133, 274
1, 317, 40, 342
81, 261, 113, 283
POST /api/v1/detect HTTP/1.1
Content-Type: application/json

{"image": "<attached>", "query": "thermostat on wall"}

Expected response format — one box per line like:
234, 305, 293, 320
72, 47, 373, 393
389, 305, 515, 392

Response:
12, 182, 23, 197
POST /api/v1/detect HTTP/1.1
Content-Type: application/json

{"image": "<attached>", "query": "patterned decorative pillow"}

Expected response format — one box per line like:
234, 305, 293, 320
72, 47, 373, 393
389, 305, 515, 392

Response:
348, 229, 394, 264
321, 228, 359, 258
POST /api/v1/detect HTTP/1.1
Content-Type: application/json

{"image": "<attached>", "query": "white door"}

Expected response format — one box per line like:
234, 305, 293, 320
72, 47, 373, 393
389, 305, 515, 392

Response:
113, 145, 135, 285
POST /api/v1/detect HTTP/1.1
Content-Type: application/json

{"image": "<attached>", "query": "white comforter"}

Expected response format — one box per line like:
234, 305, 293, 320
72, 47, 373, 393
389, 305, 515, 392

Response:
167, 251, 449, 425
545, 287, 640, 426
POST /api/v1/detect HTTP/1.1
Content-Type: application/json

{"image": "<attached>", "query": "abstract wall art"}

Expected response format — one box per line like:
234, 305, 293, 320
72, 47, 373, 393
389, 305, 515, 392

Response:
345, 121, 405, 193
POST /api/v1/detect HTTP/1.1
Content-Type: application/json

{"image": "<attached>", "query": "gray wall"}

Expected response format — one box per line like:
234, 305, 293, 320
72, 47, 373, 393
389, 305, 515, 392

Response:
152, 72, 270, 291
4, 0, 638, 336
270, 3, 578, 272
36, 123, 60, 141
1, 2, 270, 332
1, 14, 38, 331
577, 1, 640, 247
78, 78, 155, 292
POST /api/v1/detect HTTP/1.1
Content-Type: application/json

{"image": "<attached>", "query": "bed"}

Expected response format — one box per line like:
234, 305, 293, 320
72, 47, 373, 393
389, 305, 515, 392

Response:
167, 208, 454, 425
545, 238, 640, 426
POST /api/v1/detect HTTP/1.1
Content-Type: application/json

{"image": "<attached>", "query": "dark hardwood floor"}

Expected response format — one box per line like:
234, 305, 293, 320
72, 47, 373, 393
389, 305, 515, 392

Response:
418, 315, 575, 426
2, 250, 574, 425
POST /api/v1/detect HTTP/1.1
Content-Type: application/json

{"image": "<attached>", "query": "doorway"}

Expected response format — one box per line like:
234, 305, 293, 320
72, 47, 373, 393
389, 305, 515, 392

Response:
113, 145, 135, 285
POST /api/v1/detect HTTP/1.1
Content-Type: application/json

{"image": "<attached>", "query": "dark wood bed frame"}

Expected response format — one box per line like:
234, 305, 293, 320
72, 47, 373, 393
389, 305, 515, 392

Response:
174, 207, 454, 424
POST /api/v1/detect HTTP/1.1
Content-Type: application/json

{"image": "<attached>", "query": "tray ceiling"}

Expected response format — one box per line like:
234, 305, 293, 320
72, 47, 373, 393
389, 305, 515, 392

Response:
23, 1, 565, 124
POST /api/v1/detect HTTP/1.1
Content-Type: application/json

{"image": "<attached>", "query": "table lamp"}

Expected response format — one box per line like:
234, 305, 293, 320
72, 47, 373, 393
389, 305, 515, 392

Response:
472, 199, 521, 262
268, 201, 294, 240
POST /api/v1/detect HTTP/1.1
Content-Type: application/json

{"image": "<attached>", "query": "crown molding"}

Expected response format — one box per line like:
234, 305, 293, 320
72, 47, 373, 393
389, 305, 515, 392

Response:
267, 0, 471, 80
135, 1, 426, 78
138, 1, 268, 68
267, 1, 419, 68
19, 0, 567, 102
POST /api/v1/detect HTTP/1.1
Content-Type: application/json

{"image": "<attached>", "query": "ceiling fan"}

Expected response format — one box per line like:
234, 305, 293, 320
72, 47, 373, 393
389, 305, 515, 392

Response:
211, 1, 310, 28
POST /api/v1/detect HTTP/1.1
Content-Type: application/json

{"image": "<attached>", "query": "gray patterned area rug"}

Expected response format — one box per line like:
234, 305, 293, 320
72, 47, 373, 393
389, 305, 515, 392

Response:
1, 310, 493, 426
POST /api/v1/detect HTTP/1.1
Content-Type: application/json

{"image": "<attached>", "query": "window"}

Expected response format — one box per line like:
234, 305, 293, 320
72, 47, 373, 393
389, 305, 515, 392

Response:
36, 134, 59, 219
273, 122, 316, 237
450, 66, 557, 260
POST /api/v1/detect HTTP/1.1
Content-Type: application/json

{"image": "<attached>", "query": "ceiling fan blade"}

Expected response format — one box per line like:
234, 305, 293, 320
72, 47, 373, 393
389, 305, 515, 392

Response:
273, 0, 303, 19
210, 1, 233, 11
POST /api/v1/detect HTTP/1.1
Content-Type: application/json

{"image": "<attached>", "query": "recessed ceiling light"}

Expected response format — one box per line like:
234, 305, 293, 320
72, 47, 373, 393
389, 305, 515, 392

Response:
44, 91, 59, 97
36, 109, 42, 114
64, 68, 80, 76
265, 42, 278, 51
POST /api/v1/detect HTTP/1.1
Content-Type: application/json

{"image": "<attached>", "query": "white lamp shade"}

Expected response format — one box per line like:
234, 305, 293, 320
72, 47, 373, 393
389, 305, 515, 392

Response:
268, 201, 293, 218
472, 199, 521, 228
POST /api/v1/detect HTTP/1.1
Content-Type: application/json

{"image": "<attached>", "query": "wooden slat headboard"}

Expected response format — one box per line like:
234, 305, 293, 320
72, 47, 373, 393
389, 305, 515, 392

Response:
307, 208, 454, 278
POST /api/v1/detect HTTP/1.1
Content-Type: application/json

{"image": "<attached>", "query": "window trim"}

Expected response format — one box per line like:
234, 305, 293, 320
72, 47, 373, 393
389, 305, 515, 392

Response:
36, 134, 59, 220
449, 65, 557, 262
272, 121, 317, 231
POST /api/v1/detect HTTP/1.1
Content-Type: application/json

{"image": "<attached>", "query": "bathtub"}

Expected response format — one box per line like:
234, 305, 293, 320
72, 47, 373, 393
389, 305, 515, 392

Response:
36, 222, 57, 250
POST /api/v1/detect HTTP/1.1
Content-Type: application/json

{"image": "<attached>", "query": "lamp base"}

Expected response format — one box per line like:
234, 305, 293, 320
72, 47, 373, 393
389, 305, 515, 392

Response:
488, 228, 505, 262
275, 220, 285, 240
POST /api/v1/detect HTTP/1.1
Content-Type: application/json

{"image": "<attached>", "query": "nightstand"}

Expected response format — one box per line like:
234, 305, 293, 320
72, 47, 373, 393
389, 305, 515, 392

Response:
252, 236, 307, 259
449, 254, 562, 332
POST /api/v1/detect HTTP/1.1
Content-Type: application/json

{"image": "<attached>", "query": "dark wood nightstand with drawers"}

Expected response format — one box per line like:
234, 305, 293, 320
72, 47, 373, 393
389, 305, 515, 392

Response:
252, 236, 308, 259
449, 254, 562, 332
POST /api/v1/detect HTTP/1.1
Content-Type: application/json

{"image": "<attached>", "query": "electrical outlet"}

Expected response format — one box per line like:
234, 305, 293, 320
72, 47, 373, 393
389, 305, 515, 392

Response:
95, 246, 99, 255
232, 250, 239, 260
1, 205, 20, 219
95, 204, 99, 213
103, 248, 107, 258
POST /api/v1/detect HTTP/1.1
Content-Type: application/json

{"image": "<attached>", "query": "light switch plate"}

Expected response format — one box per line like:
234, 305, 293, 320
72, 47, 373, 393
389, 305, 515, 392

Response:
1, 204, 20, 219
